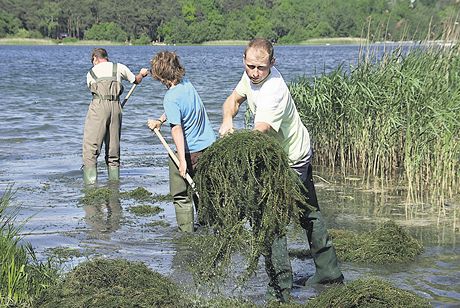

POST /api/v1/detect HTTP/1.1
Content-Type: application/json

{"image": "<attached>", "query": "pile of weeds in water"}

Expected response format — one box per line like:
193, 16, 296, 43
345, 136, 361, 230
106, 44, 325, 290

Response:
128, 204, 163, 216
120, 187, 172, 202
80, 187, 114, 205
35, 258, 193, 308
330, 220, 423, 264
1, 186, 60, 306
194, 130, 313, 284
306, 277, 431, 307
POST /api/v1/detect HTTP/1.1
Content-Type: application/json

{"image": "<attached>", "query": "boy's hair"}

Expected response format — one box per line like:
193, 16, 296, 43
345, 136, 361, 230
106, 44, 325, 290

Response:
244, 38, 274, 62
91, 48, 108, 63
150, 51, 185, 86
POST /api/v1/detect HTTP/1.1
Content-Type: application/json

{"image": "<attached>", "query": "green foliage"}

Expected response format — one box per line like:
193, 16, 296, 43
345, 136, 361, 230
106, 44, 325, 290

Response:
330, 221, 423, 264
0, 10, 21, 38
131, 33, 151, 45
84, 22, 127, 42
1, 0, 458, 44
193, 130, 312, 283
307, 277, 431, 307
290, 44, 460, 206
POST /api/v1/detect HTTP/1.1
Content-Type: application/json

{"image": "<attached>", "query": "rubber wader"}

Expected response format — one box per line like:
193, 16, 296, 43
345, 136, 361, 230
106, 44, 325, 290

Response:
265, 235, 293, 302
303, 210, 343, 285
83, 166, 97, 185
107, 165, 120, 182
169, 157, 194, 232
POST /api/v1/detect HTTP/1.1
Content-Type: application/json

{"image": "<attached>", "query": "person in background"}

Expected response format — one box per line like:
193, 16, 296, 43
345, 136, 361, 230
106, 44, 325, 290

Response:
147, 51, 215, 232
82, 48, 149, 185
219, 38, 344, 302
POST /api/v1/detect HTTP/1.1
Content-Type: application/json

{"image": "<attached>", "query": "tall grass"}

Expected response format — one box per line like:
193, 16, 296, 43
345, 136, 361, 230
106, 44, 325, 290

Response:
290, 44, 460, 208
0, 186, 59, 306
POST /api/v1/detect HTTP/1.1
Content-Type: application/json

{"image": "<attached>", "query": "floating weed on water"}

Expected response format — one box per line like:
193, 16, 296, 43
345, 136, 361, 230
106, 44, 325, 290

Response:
120, 186, 152, 200
330, 220, 424, 264
121, 187, 172, 203
306, 277, 431, 307
128, 204, 163, 216
44, 246, 84, 261
80, 187, 113, 206
35, 258, 193, 308
144, 220, 170, 228
194, 131, 313, 285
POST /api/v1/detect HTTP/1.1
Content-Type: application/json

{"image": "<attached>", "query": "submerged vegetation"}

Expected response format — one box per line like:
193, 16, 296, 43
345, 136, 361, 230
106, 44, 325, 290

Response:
194, 130, 311, 282
330, 220, 424, 264
290, 43, 460, 208
0, 187, 59, 306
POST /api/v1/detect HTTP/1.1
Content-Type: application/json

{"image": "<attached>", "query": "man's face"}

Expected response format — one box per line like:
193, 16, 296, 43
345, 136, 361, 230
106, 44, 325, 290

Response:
244, 47, 273, 84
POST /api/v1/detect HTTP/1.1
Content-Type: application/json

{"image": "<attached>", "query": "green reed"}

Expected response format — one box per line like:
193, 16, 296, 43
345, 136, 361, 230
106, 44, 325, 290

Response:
0, 187, 59, 306
290, 44, 460, 207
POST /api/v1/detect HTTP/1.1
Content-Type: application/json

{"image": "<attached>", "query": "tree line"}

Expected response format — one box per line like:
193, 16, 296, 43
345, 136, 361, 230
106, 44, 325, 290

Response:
0, 0, 458, 44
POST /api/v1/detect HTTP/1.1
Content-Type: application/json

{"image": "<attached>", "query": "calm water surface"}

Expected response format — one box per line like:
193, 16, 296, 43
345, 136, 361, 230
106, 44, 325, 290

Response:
0, 44, 458, 306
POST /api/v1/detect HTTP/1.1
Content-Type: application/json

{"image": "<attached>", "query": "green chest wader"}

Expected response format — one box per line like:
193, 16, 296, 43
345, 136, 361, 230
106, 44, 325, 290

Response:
82, 63, 124, 185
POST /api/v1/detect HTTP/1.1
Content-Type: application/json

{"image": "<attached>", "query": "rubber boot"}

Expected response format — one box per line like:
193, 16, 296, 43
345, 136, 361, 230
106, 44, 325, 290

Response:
83, 166, 97, 186
174, 204, 194, 233
305, 211, 343, 285
265, 235, 293, 302
107, 165, 120, 182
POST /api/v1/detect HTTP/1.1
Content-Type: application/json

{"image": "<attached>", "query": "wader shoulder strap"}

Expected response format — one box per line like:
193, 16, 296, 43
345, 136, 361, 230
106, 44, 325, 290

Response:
90, 63, 121, 101
90, 63, 118, 82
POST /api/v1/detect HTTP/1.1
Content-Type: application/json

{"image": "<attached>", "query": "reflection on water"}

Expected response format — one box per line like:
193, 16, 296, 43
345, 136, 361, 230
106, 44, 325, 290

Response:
83, 183, 122, 240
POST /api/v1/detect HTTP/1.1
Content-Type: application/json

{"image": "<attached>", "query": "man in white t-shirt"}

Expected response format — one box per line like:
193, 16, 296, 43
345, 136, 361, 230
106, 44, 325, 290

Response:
219, 38, 343, 302
82, 48, 148, 185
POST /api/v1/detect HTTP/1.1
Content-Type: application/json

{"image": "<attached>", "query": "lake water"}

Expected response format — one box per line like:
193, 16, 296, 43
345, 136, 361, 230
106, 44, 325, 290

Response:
0, 44, 458, 306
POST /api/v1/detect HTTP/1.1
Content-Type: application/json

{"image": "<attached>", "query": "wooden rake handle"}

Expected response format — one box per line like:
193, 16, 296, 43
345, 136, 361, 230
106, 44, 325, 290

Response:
152, 127, 199, 198
121, 83, 138, 108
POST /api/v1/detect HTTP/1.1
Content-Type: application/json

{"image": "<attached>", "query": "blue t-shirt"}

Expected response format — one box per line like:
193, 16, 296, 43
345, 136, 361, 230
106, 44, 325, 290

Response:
163, 78, 216, 153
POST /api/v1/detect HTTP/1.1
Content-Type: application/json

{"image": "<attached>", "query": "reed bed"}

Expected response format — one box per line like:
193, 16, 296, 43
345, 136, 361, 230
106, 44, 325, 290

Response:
290, 44, 460, 208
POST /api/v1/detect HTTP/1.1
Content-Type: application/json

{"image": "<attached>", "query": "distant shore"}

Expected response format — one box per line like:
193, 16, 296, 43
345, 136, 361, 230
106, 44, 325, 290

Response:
1, 37, 446, 47
0, 37, 371, 46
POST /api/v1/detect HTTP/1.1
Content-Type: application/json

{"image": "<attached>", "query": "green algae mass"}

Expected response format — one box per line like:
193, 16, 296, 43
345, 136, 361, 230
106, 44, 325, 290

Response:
194, 130, 313, 283
35, 258, 192, 308
306, 277, 431, 307
128, 204, 164, 216
330, 220, 424, 264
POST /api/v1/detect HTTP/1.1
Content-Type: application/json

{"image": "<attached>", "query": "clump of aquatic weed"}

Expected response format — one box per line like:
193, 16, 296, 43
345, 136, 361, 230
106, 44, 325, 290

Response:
128, 204, 163, 216
330, 220, 423, 263
121, 186, 172, 202
35, 258, 193, 308
80, 187, 114, 205
193, 130, 313, 283
306, 277, 431, 307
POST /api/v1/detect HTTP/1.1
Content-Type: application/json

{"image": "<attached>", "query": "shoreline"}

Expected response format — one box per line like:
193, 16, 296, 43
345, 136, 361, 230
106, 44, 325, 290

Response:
0, 37, 368, 47
0, 37, 452, 47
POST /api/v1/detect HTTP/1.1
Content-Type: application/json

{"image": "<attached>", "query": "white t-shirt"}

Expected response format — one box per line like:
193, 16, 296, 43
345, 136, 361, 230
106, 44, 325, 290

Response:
235, 66, 311, 165
86, 61, 136, 87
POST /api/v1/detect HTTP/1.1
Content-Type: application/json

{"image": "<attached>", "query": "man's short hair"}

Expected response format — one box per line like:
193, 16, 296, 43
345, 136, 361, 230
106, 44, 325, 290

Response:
91, 48, 108, 63
244, 38, 274, 62
150, 51, 185, 86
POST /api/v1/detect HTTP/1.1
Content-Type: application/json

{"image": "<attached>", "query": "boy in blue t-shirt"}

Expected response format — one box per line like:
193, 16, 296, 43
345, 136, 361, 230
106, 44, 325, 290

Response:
147, 51, 216, 232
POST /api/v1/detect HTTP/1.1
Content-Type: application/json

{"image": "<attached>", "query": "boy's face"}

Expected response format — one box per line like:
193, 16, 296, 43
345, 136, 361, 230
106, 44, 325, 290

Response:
244, 47, 274, 84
